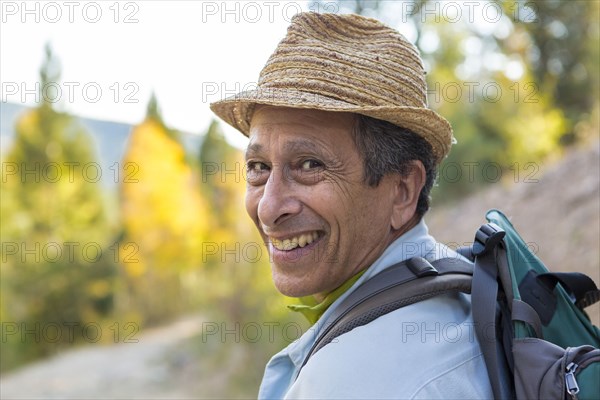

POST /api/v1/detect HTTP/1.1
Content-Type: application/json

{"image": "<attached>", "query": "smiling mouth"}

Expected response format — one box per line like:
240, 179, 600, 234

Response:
270, 232, 320, 251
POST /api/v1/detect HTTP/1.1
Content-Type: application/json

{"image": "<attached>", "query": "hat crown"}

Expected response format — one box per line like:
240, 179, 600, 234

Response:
209, 12, 454, 165
258, 12, 428, 109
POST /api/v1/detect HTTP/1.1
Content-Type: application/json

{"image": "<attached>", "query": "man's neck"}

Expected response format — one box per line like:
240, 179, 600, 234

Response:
386, 214, 421, 248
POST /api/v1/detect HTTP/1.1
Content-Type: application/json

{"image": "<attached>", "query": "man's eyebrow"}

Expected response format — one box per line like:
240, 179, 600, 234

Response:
245, 143, 263, 159
245, 139, 324, 159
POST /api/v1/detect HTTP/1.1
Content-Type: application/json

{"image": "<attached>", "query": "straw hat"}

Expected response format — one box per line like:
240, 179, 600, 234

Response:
210, 12, 454, 164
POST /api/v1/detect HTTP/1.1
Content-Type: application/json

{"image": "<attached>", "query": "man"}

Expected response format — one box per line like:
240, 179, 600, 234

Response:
211, 12, 493, 399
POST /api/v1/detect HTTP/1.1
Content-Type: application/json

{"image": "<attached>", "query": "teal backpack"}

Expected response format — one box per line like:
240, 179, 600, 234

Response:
302, 209, 600, 399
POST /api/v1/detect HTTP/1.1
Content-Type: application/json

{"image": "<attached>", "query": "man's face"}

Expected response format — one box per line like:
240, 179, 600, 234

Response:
245, 107, 399, 300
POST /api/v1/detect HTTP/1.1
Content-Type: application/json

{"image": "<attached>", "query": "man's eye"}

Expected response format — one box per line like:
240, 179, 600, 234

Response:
300, 159, 322, 170
247, 161, 269, 172
246, 161, 270, 186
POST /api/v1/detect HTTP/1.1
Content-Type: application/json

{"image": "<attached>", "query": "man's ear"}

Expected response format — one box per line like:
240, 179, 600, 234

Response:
390, 160, 426, 230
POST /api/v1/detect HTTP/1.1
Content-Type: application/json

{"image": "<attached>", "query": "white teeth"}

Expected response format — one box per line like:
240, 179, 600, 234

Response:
271, 232, 320, 251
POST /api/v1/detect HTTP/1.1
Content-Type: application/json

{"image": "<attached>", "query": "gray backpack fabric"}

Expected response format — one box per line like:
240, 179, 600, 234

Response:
301, 210, 600, 399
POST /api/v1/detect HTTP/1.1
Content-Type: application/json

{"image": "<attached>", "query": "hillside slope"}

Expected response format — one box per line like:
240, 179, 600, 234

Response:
426, 140, 600, 324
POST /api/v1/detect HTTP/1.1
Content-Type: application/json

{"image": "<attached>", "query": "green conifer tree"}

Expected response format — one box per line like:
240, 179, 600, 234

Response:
0, 45, 116, 372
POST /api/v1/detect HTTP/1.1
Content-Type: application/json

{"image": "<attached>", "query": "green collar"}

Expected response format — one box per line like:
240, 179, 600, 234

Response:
287, 270, 367, 325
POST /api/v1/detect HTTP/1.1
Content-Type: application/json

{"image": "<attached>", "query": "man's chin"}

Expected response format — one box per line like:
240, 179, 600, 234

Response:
271, 275, 323, 299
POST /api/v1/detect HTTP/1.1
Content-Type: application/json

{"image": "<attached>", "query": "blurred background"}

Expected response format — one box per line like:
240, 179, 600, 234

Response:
1, 0, 598, 398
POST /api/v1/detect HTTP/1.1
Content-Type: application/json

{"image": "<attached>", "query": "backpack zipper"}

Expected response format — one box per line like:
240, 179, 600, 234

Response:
565, 362, 580, 399
565, 349, 600, 400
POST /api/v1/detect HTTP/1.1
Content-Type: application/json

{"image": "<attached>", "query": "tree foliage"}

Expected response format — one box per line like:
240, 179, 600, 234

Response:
0, 46, 117, 371
118, 98, 210, 324
326, 0, 599, 200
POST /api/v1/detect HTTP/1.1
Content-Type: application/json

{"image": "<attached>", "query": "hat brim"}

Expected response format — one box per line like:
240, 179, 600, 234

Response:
209, 88, 453, 164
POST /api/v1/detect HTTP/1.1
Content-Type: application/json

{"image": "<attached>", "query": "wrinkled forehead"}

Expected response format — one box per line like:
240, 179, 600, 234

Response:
246, 106, 358, 159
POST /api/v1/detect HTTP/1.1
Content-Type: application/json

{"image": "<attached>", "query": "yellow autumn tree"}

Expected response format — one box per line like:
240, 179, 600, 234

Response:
118, 95, 210, 324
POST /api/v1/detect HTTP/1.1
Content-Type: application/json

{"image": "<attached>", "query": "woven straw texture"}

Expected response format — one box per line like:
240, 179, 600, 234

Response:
210, 12, 454, 164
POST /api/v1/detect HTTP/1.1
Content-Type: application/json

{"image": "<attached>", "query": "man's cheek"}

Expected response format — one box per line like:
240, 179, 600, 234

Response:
244, 189, 260, 219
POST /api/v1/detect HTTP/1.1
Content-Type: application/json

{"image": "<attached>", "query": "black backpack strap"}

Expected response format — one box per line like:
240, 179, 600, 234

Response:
470, 223, 516, 400
471, 242, 513, 400
537, 272, 600, 309
298, 256, 474, 373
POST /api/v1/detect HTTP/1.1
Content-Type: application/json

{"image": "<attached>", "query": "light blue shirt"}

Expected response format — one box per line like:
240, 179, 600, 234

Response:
258, 219, 493, 399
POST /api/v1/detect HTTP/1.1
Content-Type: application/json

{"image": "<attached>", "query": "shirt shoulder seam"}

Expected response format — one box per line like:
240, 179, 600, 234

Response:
409, 352, 485, 399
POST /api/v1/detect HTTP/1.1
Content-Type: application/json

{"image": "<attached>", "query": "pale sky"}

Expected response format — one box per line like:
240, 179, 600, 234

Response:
1, 0, 517, 148
1, 1, 328, 148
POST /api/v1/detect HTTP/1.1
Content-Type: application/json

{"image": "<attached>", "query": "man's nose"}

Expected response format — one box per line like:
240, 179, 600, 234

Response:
257, 167, 302, 228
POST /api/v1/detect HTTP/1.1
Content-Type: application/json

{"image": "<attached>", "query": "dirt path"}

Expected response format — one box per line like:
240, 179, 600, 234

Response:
1, 315, 208, 399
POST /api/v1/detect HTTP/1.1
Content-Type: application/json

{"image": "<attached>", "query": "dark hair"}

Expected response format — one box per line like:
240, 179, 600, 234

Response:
351, 114, 437, 219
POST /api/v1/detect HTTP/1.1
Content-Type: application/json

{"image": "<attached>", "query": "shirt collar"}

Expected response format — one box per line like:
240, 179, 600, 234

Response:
287, 269, 367, 325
